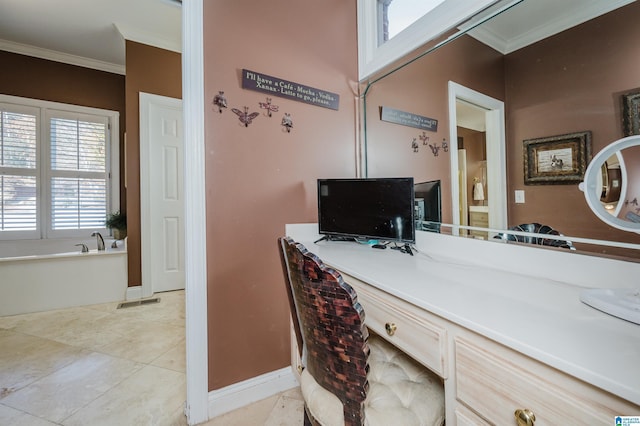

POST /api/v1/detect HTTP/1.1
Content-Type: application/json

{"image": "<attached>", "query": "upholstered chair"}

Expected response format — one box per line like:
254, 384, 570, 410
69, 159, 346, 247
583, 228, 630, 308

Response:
278, 237, 445, 426
496, 223, 574, 249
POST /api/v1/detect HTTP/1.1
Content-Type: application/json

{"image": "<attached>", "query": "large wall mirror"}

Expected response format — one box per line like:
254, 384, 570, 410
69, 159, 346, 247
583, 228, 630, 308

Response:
361, 0, 640, 259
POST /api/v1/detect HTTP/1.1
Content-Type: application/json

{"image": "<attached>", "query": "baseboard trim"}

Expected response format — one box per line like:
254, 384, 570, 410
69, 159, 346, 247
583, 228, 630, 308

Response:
208, 367, 299, 419
125, 285, 142, 300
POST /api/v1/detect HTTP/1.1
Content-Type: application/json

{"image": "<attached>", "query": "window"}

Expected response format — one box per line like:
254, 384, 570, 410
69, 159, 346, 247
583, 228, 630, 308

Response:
0, 105, 38, 234
378, 0, 446, 45
0, 95, 119, 240
358, 0, 500, 79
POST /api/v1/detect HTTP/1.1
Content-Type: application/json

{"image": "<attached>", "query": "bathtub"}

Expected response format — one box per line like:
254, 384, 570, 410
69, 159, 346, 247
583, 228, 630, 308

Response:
0, 238, 128, 316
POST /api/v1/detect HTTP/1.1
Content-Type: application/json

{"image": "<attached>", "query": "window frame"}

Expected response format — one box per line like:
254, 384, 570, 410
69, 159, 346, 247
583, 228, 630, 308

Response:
357, 0, 503, 80
0, 94, 119, 241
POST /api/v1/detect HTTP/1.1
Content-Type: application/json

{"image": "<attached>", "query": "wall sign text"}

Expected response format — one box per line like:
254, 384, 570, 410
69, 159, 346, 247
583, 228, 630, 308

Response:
242, 69, 339, 111
380, 106, 438, 131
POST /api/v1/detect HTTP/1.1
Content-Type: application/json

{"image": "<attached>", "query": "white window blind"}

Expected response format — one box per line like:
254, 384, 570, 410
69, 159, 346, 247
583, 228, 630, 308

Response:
48, 114, 108, 231
0, 95, 119, 241
0, 107, 38, 233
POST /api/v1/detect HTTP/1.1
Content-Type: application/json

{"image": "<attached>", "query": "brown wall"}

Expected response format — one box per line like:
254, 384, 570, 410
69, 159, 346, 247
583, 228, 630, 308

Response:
0, 51, 126, 208
364, 35, 505, 224
504, 1, 640, 251
203, 1, 358, 390
125, 41, 182, 287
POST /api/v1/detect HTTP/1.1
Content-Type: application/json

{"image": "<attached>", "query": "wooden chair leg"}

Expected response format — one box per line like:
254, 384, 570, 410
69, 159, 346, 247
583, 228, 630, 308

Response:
303, 407, 312, 426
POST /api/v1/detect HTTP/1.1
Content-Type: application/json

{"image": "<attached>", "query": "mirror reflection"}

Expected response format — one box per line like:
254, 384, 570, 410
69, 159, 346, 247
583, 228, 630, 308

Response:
617, 145, 640, 224
362, 0, 640, 258
599, 153, 624, 217
382, 0, 446, 44
582, 136, 640, 233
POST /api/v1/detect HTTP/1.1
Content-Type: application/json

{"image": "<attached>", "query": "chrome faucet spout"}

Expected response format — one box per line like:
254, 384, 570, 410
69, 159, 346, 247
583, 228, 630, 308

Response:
75, 243, 89, 253
91, 231, 105, 251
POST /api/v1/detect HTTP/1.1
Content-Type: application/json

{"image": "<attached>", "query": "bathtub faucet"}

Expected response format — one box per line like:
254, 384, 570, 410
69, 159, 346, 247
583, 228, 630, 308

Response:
91, 231, 105, 251
75, 243, 89, 253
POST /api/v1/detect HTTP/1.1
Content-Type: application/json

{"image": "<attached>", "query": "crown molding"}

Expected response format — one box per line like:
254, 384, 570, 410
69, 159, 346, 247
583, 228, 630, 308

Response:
470, 0, 635, 54
114, 22, 181, 54
0, 38, 125, 75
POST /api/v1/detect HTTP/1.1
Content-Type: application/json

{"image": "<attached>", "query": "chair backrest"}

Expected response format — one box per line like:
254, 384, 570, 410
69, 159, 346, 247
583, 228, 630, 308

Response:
496, 223, 574, 249
278, 237, 370, 425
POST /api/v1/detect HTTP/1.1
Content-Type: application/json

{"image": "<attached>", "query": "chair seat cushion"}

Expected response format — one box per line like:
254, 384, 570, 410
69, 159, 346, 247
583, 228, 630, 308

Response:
300, 334, 445, 426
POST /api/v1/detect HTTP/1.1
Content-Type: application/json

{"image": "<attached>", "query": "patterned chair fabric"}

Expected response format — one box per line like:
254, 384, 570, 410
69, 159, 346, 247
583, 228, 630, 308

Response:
278, 237, 445, 426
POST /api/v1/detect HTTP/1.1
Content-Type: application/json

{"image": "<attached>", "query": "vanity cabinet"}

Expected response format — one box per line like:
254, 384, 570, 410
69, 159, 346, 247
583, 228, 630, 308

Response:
468, 207, 489, 239
455, 337, 635, 425
338, 272, 640, 425
286, 223, 640, 425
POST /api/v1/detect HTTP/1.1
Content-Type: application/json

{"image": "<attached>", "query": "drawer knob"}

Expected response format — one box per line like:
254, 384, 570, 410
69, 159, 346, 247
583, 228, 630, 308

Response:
385, 322, 397, 336
514, 408, 536, 426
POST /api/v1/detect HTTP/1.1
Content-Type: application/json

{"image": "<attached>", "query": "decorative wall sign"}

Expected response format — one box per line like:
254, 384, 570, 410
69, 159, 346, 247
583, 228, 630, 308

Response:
281, 113, 293, 133
523, 131, 592, 185
231, 106, 260, 127
242, 69, 340, 110
380, 106, 438, 131
259, 97, 279, 117
213, 91, 228, 113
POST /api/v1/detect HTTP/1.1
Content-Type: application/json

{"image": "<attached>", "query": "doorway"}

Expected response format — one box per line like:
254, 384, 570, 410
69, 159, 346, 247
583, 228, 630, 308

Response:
448, 81, 507, 234
139, 93, 185, 298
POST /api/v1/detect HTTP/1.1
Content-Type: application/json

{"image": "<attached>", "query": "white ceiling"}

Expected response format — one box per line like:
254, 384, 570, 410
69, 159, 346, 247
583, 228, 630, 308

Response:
0, 0, 181, 75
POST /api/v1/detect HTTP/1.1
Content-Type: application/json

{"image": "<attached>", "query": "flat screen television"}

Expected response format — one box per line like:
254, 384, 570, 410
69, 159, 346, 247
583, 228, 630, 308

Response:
317, 177, 415, 243
414, 180, 441, 233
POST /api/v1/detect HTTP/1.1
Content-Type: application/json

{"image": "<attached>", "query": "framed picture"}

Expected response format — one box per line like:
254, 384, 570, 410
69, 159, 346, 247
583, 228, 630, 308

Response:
622, 90, 640, 136
523, 131, 592, 185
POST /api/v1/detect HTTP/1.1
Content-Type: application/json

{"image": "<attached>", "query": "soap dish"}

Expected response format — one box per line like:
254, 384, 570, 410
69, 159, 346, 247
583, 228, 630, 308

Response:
580, 288, 640, 325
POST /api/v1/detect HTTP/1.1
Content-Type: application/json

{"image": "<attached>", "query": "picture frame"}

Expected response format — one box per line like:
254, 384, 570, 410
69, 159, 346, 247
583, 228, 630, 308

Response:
523, 131, 592, 185
622, 90, 640, 136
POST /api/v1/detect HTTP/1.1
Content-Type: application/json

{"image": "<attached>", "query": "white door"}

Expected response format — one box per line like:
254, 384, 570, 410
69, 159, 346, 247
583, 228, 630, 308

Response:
140, 93, 185, 296
448, 82, 507, 232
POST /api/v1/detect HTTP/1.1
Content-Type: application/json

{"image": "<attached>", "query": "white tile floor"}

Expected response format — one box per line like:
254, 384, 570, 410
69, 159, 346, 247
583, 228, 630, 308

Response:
202, 388, 304, 426
0, 290, 304, 425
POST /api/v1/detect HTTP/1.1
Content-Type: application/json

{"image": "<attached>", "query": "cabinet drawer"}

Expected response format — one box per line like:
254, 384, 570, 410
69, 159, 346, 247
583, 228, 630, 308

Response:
455, 337, 639, 425
469, 211, 489, 227
350, 279, 447, 378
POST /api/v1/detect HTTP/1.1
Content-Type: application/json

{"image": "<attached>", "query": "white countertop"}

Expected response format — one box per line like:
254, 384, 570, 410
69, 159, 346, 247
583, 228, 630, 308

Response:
286, 224, 640, 406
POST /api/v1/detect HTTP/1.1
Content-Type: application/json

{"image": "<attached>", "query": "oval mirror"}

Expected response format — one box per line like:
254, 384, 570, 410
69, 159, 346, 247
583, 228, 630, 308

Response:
581, 135, 640, 233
